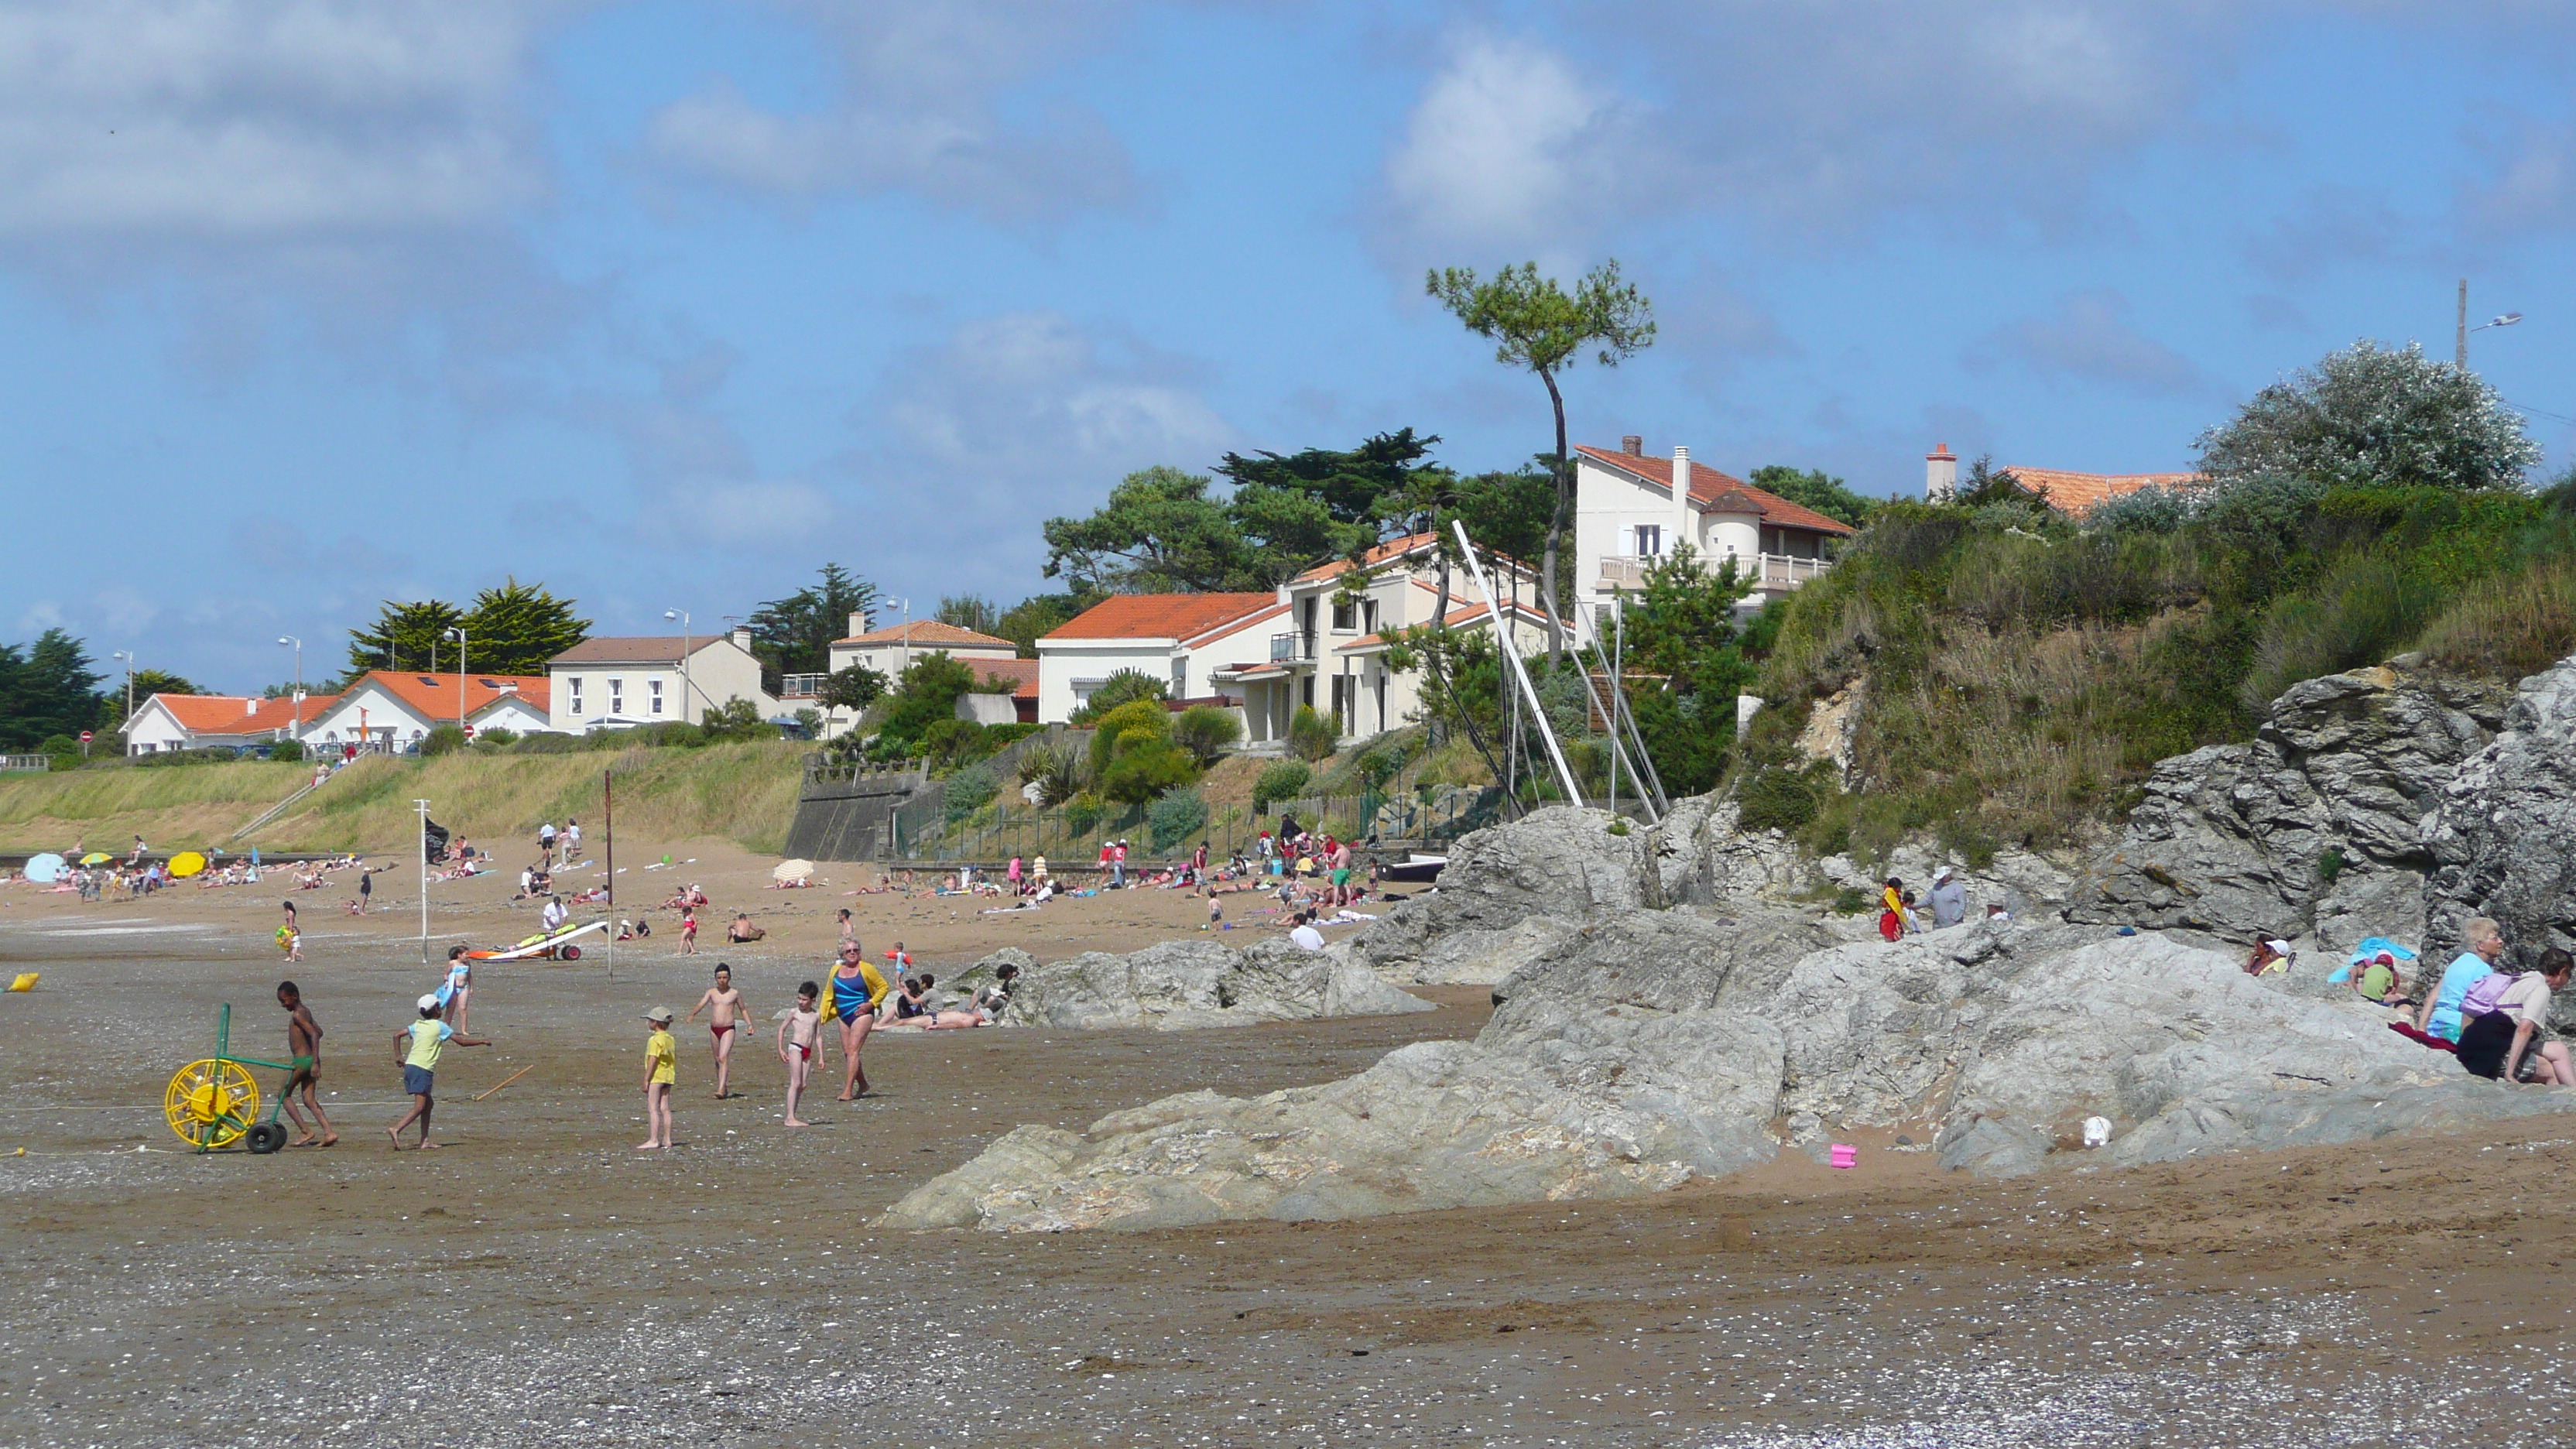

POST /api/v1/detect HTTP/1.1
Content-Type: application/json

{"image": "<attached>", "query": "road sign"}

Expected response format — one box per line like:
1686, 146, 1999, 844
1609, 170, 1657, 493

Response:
78, 731, 92, 743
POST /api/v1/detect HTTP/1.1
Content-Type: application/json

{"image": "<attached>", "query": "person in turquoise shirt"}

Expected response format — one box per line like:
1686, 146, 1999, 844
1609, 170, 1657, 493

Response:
2418, 916, 2504, 1043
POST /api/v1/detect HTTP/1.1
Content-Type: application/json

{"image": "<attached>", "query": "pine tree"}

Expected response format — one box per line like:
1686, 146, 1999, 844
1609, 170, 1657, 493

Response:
747, 564, 879, 678
0, 629, 104, 748
344, 599, 467, 681
458, 580, 591, 677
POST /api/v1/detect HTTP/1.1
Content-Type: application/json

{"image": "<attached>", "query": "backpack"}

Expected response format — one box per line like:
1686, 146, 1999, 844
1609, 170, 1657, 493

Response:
2460, 970, 2517, 1019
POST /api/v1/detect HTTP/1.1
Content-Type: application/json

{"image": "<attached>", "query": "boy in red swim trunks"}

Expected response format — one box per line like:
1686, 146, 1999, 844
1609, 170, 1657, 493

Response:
776, 981, 824, 1127
686, 962, 749, 1099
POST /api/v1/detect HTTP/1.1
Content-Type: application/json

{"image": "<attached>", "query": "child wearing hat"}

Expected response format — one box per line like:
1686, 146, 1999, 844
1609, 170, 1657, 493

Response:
639, 1006, 678, 1151
388, 994, 488, 1150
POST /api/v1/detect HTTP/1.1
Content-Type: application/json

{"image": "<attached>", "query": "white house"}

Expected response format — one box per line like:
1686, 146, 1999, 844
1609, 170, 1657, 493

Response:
825, 617, 1019, 683
121, 693, 337, 755
1211, 533, 1543, 748
1571, 437, 1856, 616
304, 671, 550, 752
1033, 592, 1283, 725
546, 632, 779, 732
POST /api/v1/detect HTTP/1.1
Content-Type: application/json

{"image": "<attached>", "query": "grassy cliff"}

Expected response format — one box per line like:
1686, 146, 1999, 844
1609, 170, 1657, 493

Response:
0, 739, 809, 857
1735, 480, 2576, 863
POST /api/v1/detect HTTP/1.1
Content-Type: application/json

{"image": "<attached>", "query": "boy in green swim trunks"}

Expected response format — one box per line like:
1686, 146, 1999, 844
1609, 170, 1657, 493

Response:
276, 981, 337, 1147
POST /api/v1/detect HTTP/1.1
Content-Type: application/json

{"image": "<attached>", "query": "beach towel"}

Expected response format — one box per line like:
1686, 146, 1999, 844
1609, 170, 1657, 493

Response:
2387, 1020, 2459, 1053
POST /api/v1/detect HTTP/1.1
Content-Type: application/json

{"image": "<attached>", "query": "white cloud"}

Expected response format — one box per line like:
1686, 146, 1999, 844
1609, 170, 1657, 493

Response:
1380, 33, 1635, 257
646, 2, 1140, 223
0, 2, 560, 239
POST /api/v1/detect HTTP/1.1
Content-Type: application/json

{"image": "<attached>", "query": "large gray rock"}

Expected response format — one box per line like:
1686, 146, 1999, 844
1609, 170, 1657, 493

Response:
1408, 915, 1581, 985
1353, 806, 1655, 976
2070, 665, 2508, 950
2427, 657, 2576, 965
999, 938, 1430, 1031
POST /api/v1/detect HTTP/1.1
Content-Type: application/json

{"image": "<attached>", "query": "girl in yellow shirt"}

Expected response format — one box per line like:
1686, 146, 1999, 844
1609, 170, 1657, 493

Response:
639, 1006, 677, 1150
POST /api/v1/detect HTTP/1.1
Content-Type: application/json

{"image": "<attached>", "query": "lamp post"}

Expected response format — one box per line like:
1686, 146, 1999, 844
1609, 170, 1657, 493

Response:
2457, 278, 2525, 366
447, 627, 468, 734
663, 608, 696, 721
277, 636, 303, 741
110, 651, 134, 752
884, 596, 913, 675
416, 798, 433, 965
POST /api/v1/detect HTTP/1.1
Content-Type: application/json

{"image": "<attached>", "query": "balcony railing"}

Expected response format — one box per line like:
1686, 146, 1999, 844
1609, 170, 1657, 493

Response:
1597, 553, 1831, 592
779, 673, 827, 699
1269, 631, 1317, 663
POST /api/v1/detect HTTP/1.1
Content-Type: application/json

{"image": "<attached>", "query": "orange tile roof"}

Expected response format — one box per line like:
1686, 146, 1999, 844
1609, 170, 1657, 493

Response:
1574, 446, 1858, 536
1042, 592, 1280, 642
964, 656, 1043, 700
149, 693, 339, 733
1290, 532, 1440, 584
832, 619, 1019, 649
346, 670, 550, 721
2000, 467, 2204, 516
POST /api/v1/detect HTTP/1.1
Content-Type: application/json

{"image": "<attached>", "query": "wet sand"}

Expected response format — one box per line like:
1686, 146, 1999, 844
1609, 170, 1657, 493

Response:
1, 878, 2571, 1448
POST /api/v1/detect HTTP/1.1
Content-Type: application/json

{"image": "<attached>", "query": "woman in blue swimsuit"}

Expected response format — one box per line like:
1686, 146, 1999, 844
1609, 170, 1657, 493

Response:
829, 941, 887, 1100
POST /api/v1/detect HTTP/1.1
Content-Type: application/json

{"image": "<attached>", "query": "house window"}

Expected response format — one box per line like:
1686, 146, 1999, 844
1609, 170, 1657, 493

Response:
649, 679, 664, 717
569, 677, 583, 716
608, 678, 623, 715
1170, 659, 1187, 699
1331, 598, 1356, 631
1635, 524, 1662, 557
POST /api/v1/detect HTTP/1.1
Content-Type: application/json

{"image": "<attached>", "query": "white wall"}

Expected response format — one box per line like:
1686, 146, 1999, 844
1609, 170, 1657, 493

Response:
831, 639, 1016, 679
306, 683, 432, 748
549, 640, 777, 731
1035, 639, 1174, 724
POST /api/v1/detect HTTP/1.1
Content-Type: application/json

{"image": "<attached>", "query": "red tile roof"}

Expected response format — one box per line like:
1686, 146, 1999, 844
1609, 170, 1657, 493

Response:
2001, 467, 2204, 516
964, 656, 1043, 700
832, 619, 1019, 649
1042, 592, 1280, 642
148, 693, 339, 733
346, 670, 550, 721
1290, 532, 1439, 584
1574, 446, 1858, 536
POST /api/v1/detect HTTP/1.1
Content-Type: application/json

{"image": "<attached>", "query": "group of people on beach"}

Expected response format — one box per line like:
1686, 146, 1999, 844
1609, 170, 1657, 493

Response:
2356, 916, 2576, 1086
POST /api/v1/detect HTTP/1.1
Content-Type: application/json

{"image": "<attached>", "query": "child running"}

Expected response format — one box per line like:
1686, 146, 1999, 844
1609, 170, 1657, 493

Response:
680, 906, 699, 955
777, 981, 825, 1127
388, 994, 488, 1150
276, 981, 337, 1147
686, 963, 750, 1099
638, 1006, 677, 1150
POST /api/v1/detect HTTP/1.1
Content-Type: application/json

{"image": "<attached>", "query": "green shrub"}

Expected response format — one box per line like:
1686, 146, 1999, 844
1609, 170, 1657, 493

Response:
420, 724, 468, 757
699, 698, 774, 742
943, 763, 1002, 824
1173, 704, 1242, 764
1253, 760, 1310, 813
474, 728, 517, 747
2317, 845, 2346, 886
1288, 704, 1336, 762
1735, 764, 1821, 834
624, 721, 707, 748
1068, 669, 1168, 725
1088, 700, 1173, 776
1100, 742, 1200, 806
923, 718, 995, 769
511, 731, 584, 754
1064, 793, 1102, 837
1016, 744, 1083, 807
1147, 787, 1210, 851
2418, 553, 2576, 679
268, 738, 305, 764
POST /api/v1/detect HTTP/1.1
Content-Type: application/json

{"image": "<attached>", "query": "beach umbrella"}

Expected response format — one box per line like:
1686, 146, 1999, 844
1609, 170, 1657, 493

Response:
772, 858, 816, 882
168, 851, 208, 879
80, 852, 111, 865
24, 852, 65, 882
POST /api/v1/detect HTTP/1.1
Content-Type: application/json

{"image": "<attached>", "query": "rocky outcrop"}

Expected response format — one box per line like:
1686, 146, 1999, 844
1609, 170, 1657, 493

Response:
889, 913, 2574, 1231
2071, 663, 2510, 953
1406, 916, 1581, 985
995, 938, 1431, 1031
2426, 659, 2576, 963
1353, 806, 1655, 977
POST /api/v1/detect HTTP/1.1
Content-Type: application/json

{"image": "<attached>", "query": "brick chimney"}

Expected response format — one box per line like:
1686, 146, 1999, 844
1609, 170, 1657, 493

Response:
1621, 434, 1643, 456
1672, 445, 1694, 557
1926, 443, 1958, 502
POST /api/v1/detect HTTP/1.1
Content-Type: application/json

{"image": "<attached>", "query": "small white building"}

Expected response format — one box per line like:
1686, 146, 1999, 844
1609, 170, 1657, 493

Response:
825, 617, 1019, 683
1571, 437, 1855, 616
1034, 593, 1284, 724
121, 693, 337, 755
304, 671, 550, 752
546, 632, 779, 732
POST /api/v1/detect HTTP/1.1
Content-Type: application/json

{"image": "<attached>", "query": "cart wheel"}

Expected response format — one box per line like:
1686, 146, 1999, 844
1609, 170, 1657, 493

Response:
245, 1122, 289, 1155
559, 944, 581, 961
164, 1059, 261, 1149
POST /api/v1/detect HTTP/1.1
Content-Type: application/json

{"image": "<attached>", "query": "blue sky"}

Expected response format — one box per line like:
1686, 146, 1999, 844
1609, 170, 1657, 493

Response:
9, 1, 2576, 690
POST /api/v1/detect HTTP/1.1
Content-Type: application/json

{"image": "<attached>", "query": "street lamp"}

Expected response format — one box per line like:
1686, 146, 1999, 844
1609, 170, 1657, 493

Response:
277, 636, 303, 741
884, 596, 913, 675
110, 651, 134, 754
663, 608, 695, 721
2456, 278, 2525, 365
447, 627, 468, 734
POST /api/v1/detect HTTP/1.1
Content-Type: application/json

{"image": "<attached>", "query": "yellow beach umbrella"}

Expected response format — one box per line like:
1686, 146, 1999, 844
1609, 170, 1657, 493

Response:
80, 852, 111, 865
168, 851, 208, 879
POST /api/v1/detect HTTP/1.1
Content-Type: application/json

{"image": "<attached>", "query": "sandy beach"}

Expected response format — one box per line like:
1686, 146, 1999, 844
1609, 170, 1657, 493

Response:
0, 858, 2569, 1448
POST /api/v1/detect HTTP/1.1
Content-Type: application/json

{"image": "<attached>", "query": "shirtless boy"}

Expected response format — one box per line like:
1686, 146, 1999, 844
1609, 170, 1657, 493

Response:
776, 981, 825, 1127
686, 963, 750, 1098
276, 981, 337, 1147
